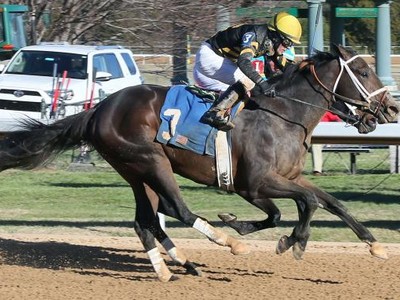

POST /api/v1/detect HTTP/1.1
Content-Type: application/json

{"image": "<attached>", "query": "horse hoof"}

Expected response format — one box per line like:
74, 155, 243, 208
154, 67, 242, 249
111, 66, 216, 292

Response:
227, 237, 250, 255
218, 213, 237, 223
276, 235, 290, 255
156, 261, 175, 282
186, 269, 203, 277
370, 242, 388, 260
187, 268, 203, 277
292, 242, 305, 260
159, 274, 177, 282
231, 243, 250, 255
184, 261, 203, 277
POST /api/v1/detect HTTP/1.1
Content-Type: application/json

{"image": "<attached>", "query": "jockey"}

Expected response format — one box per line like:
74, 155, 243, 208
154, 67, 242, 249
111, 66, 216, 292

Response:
251, 46, 296, 80
193, 12, 302, 131
251, 46, 296, 95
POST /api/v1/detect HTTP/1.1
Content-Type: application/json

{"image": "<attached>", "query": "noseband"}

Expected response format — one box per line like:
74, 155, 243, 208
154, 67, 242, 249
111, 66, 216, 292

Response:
310, 55, 388, 116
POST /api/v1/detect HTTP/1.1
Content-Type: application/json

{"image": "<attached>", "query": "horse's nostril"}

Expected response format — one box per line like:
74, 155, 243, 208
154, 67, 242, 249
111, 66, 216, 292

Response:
368, 117, 377, 126
389, 105, 400, 116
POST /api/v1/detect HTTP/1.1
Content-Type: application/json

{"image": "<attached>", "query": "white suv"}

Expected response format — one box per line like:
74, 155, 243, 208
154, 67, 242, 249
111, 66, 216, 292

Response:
0, 44, 143, 128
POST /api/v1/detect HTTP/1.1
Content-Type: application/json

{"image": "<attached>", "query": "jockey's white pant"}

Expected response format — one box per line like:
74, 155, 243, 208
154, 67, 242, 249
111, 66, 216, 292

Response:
193, 42, 255, 92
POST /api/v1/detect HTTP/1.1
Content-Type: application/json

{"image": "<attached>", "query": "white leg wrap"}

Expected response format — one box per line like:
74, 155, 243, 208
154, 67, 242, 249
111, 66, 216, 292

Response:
193, 218, 227, 245
161, 238, 187, 265
147, 247, 172, 282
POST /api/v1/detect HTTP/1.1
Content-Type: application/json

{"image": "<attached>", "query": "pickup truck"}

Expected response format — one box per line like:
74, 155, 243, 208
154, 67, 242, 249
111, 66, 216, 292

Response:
0, 44, 143, 130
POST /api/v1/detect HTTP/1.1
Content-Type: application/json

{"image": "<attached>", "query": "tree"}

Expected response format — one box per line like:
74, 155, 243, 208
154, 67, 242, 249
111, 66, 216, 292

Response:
343, 0, 400, 52
3, 0, 399, 54
3, 0, 127, 44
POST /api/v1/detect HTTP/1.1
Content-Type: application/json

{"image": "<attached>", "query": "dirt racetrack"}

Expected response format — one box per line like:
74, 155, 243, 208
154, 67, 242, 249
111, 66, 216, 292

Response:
0, 234, 399, 300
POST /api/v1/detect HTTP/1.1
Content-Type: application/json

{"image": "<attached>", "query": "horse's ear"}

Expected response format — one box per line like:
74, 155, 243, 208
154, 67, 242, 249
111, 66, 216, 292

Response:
332, 44, 355, 60
331, 44, 340, 56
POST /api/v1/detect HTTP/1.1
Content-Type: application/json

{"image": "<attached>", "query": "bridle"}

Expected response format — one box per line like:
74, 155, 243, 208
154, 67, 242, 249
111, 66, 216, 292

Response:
309, 55, 388, 116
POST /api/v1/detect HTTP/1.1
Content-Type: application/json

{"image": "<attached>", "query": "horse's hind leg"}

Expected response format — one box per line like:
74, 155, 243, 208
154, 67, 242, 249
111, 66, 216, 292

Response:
132, 183, 178, 282
143, 185, 202, 276
147, 162, 249, 255
153, 215, 202, 276
218, 197, 281, 235
133, 221, 176, 282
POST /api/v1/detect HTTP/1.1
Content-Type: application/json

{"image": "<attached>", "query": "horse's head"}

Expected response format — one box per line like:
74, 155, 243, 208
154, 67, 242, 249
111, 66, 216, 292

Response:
329, 44, 399, 133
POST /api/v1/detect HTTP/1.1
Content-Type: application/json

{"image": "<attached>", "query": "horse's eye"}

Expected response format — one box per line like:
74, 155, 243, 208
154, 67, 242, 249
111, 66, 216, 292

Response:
360, 71, 368, 77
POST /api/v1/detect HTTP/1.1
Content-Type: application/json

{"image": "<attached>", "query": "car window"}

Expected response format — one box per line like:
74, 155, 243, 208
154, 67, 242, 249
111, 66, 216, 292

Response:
93, 53, 123, 79
6, 50, 88, 79
121, 53, 137, 75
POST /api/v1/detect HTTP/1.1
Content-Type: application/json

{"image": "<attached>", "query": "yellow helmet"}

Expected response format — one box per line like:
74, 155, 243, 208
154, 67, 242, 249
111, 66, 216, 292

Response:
268, 12, 302, 44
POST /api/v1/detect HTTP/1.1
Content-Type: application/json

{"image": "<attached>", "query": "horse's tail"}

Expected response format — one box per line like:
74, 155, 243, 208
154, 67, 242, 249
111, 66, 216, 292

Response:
0, 109, 96, 172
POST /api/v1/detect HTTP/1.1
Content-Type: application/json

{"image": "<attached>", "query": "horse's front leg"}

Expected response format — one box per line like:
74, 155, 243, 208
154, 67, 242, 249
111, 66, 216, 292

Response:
218, 197, 281, 235
296, 176, 388, 259
253, 174, 319, 260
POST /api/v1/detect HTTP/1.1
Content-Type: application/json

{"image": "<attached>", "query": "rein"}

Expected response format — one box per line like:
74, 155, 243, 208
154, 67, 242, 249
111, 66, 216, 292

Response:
271, 53, 389, 125
277, 93, 360, 124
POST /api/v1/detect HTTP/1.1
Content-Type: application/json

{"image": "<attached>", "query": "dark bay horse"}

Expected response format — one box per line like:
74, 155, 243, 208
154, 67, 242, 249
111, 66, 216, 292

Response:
0, 45, 398, 281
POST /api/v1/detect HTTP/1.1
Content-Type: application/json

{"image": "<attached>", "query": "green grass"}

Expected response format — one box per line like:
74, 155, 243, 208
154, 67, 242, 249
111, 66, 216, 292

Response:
0, 150, 399, 244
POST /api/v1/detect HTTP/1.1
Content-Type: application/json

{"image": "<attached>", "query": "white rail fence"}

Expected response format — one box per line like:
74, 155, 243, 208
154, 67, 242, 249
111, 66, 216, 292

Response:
312, 122, 400, 145
312, 121, 400, 173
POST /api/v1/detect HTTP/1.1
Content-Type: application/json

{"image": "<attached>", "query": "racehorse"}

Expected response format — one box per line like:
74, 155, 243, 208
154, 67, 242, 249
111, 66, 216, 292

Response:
0, 44, 398, 282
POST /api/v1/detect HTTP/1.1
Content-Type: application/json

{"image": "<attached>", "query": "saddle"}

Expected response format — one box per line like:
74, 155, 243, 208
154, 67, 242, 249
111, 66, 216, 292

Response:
156, 85, 240, 190
186, 85, 219, 102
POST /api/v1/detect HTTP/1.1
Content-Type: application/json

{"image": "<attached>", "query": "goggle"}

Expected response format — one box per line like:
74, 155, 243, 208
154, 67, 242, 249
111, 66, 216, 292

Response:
282, 38, 293, 48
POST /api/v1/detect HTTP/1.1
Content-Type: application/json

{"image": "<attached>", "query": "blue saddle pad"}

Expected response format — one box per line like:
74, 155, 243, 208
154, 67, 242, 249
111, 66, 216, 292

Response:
156, 85, 241, 156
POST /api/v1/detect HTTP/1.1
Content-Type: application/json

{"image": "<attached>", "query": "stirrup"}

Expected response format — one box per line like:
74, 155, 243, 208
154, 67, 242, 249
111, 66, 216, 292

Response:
200, 111, 235, 131
217, 122, 235, 131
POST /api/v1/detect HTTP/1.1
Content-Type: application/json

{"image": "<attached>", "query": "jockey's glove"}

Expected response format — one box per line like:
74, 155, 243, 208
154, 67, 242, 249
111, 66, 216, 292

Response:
257, 80, 276, 98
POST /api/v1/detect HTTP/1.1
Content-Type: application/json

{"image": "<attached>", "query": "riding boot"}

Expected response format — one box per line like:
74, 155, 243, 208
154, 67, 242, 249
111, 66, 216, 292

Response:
200, 82, 246, 131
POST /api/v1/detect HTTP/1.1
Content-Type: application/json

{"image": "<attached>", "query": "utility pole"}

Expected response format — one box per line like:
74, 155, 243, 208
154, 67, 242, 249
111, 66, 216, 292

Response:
216, 5, 230, 32
171, 21, 189, 85
376, 0, 397, 90
307, 0, 325, 56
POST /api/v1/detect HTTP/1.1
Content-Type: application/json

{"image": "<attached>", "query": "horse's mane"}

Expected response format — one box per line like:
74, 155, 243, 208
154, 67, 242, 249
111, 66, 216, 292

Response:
268, 50, 339, 88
